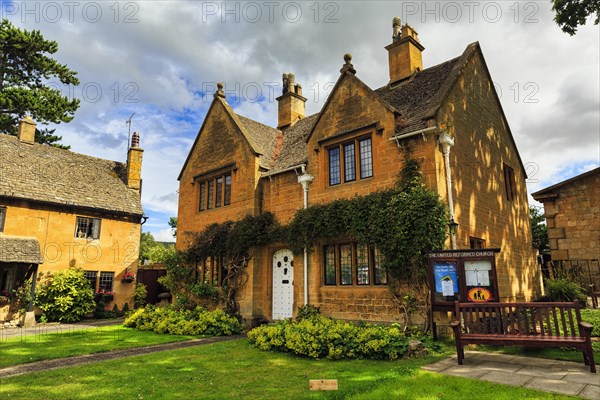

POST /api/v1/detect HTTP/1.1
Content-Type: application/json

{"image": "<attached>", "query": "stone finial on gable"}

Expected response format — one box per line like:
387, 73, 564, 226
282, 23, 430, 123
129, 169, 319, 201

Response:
214, 82, 226, 99
340, 53, 356, 75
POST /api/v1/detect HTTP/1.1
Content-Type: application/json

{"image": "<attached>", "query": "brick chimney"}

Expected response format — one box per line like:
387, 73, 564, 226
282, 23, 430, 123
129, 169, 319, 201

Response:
126, 131, 143, 191
385, 17, 425, 84
18, 116, 36, 144
276, 73, 306, 129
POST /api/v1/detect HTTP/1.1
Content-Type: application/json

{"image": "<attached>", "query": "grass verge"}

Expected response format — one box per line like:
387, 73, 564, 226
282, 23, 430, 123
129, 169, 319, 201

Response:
0, 324, 196, 368
0, 339, 578, 399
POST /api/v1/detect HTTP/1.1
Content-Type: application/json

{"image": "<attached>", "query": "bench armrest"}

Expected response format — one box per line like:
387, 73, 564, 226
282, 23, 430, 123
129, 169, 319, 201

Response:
450, 320, 461, 336
579, 321, 594, 337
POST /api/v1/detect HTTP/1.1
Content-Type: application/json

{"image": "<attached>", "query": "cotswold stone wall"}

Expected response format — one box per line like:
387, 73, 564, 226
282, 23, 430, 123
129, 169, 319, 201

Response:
540, 171, 600, 261
435, 51, 539, 301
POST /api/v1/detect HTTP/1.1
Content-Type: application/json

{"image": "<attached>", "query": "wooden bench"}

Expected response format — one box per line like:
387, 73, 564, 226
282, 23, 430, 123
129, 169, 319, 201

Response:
450, 301, 596, 373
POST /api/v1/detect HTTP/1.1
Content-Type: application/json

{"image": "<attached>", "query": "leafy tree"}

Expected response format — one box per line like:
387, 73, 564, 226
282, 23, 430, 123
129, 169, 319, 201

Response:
168, 217, 178, 237
139, 232, 157, 263
0, 19, 79, 147
551, 0, 600, 35
139, 231, 176, 264
530, 206, 550, 253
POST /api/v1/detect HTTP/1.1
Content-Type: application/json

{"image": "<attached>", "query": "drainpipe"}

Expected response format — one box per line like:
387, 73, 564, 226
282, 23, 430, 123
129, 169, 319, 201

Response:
438, 132, 457, 250
297, 166, 314, 305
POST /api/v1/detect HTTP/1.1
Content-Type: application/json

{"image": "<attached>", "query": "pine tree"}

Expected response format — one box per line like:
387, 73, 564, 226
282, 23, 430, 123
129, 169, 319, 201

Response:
0, 19, 79, 147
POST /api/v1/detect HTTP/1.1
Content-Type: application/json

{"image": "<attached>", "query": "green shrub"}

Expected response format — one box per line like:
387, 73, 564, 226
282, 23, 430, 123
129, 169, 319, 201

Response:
123, 305, 243, 336
134, 283, 147, 309
189, 282, 220, 301
248, 315, 426, 360
296, 304, 320, 321
540, 279, 587, 303
35, 267, 95, 322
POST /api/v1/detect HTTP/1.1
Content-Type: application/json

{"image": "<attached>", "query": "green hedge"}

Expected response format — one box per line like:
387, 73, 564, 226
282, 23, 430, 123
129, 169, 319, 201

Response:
124, 305, 243, 336
248, 315, 434, 360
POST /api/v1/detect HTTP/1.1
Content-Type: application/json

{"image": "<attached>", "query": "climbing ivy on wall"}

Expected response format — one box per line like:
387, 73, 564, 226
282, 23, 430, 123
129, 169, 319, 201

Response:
184, 212, 282, 316
287, 157, 449, 283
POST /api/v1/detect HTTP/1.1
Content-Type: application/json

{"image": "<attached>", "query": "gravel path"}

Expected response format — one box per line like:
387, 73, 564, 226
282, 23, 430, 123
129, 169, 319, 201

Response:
0, 334, 245, 378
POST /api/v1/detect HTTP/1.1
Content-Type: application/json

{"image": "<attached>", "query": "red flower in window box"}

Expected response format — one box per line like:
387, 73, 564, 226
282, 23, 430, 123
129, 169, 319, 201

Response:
121, 271, 135, 283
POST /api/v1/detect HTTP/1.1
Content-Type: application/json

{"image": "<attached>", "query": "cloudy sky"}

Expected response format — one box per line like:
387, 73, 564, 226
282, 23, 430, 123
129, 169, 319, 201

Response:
4, 1, 599, 241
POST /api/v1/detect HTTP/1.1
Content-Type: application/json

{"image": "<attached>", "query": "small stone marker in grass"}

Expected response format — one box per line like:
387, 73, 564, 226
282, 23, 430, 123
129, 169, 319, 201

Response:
309, 379, 338, 391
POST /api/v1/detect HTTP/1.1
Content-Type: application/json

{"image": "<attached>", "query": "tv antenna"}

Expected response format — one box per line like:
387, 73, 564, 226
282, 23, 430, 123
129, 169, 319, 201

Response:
126, 112, 135, 145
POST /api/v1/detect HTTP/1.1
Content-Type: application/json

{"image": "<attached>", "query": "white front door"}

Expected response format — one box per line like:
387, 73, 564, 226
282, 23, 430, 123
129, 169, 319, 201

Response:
272, 249, 294, 320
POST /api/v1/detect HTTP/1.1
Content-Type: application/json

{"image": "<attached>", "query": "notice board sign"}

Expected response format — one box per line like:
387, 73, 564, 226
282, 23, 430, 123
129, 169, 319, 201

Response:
427, 249, 500, 311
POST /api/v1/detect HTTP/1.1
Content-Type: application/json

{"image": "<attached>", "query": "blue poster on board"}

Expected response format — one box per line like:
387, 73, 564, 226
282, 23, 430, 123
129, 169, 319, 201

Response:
434, 262, 458, 294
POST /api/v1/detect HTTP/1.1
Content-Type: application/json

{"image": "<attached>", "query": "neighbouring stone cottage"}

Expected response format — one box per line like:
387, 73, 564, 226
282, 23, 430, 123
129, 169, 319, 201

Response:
0, 117, 144, 322
532, 167, 600, 263
176, 18, 539, 325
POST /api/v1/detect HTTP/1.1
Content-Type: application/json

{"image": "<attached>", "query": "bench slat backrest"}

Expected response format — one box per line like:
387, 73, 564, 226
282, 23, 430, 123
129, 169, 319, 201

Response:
454, 302, 582, 337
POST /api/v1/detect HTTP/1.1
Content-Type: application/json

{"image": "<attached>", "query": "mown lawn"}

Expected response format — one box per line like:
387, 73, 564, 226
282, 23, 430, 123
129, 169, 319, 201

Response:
0, 339, 578, 399
0, 325, 196, 368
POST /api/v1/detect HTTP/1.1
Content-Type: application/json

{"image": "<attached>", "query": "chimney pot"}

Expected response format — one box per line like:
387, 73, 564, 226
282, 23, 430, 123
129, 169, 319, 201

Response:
392, 17, 401, 41
131, 131, 140, 148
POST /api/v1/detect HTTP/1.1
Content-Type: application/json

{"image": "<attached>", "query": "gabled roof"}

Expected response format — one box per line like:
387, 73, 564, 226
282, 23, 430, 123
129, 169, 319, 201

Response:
0, 134, 143, 216
178, 96, 280, 180
532, 167, 600, 200
0, 235, 43, 264
374, 42, 477, 134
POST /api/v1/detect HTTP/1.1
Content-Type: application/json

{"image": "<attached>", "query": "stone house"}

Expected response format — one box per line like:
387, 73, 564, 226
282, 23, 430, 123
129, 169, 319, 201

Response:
177, 20, 538, 324
532, 167, 600, 262
0, 117, 144, 321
